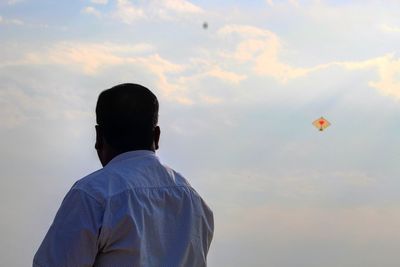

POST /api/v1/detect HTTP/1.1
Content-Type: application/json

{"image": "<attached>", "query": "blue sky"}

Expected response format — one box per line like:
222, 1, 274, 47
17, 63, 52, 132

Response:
2, 0, 400, 266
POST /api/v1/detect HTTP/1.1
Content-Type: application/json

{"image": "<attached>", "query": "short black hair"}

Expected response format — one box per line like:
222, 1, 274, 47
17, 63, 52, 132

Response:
96, 83, 159, 152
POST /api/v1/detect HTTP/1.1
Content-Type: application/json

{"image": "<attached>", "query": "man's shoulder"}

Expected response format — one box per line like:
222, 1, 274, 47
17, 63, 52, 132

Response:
70, 168, 109, 204
160, 163, 192, 187
69, 158, 196, 204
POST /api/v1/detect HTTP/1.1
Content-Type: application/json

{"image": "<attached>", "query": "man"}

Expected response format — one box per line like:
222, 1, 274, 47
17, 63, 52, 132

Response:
33, 83, 214, 267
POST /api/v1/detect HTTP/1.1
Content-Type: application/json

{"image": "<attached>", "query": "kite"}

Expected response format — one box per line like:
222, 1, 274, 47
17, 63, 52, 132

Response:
203, 22, 208, 29
313, 117, 331, 131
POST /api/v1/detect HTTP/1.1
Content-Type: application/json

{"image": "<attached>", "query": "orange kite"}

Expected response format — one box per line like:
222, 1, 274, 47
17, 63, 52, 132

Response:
313, 117, 331, 131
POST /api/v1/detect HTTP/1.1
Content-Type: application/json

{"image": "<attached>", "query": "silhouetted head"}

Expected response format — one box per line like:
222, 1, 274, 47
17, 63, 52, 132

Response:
95, 83, 160, 166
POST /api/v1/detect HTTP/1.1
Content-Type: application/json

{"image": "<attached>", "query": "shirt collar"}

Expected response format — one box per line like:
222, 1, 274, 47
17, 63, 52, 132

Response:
107, 150, 156, 166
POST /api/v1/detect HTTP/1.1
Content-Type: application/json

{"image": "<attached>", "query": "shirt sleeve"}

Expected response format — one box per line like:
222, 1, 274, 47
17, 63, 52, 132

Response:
33, 188, 104, 267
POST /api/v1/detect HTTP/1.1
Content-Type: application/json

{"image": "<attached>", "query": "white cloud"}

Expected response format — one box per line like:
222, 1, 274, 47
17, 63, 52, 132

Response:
3, 40, 252, 105
7, 0, 24, 5
82, 6, 102, 17
364, 56, 400, 100
126, 53, 186, 96
5, 23, 400, 105
161, 0, 203, 14
7, 41, 195, 104
112, 0, 203, 24
0, 16, 67, 30
114, 0, 146, 24
337, 54, 400, 100
218, 24, 272, 38
380, 24, 400, 33
199, 94, 223, 105
218, 24, 329, 83
22, 42, 155, 74
0, 15, 24, 25
218, 24, 400, 100
0, 89, 31, 128
266, 0, 299, 7
90, 0, 108, 4
8, 18, 23, 25
0, 86, 91, 128
206, 67, 247, 84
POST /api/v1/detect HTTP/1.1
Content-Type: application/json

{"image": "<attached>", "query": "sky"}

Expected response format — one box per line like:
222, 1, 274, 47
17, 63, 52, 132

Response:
1, 0, 400, 266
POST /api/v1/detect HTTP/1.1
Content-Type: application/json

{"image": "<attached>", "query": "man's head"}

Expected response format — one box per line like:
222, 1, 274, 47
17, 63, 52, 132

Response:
95, 83, 160, 166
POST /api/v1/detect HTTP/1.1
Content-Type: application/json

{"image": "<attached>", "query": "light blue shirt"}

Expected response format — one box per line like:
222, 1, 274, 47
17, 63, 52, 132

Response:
33, 150, 214, 267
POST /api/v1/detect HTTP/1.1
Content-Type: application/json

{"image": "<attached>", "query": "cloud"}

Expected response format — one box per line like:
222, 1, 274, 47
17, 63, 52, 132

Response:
288, 0, 300, 6
217, 24, 400, 100
337, 54, 400, 100
7, 0, 24, 5
14, 25, 388, 104
113, 0, 146, 24
21, 42, 156, 74
0, 15, 67, 30
218, 24, 330, 83
112, 0, 203, 24
0, 85, 91, 129
0, 89, 32, 128
0, 15, 24, 25
380, 24, 400, 33
206, 67, 247, 84
4, 41, 196, 104
218, 24, 272, 38
266, 0, 300, 7
5, 24, 400, 105
126, 54, 186, 98
82, 6, 102, 17
364, 56, 400, 99
161, 0, 203, 14
90, 0, 108, 4
3, 40, 252, 105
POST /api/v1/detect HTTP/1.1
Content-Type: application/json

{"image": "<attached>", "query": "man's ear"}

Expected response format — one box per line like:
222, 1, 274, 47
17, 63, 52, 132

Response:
95, 125, 103, 150
154, 126, 160, 150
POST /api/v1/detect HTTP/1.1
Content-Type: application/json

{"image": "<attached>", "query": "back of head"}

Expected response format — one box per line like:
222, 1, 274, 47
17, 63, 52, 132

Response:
96, 83, 159, 152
